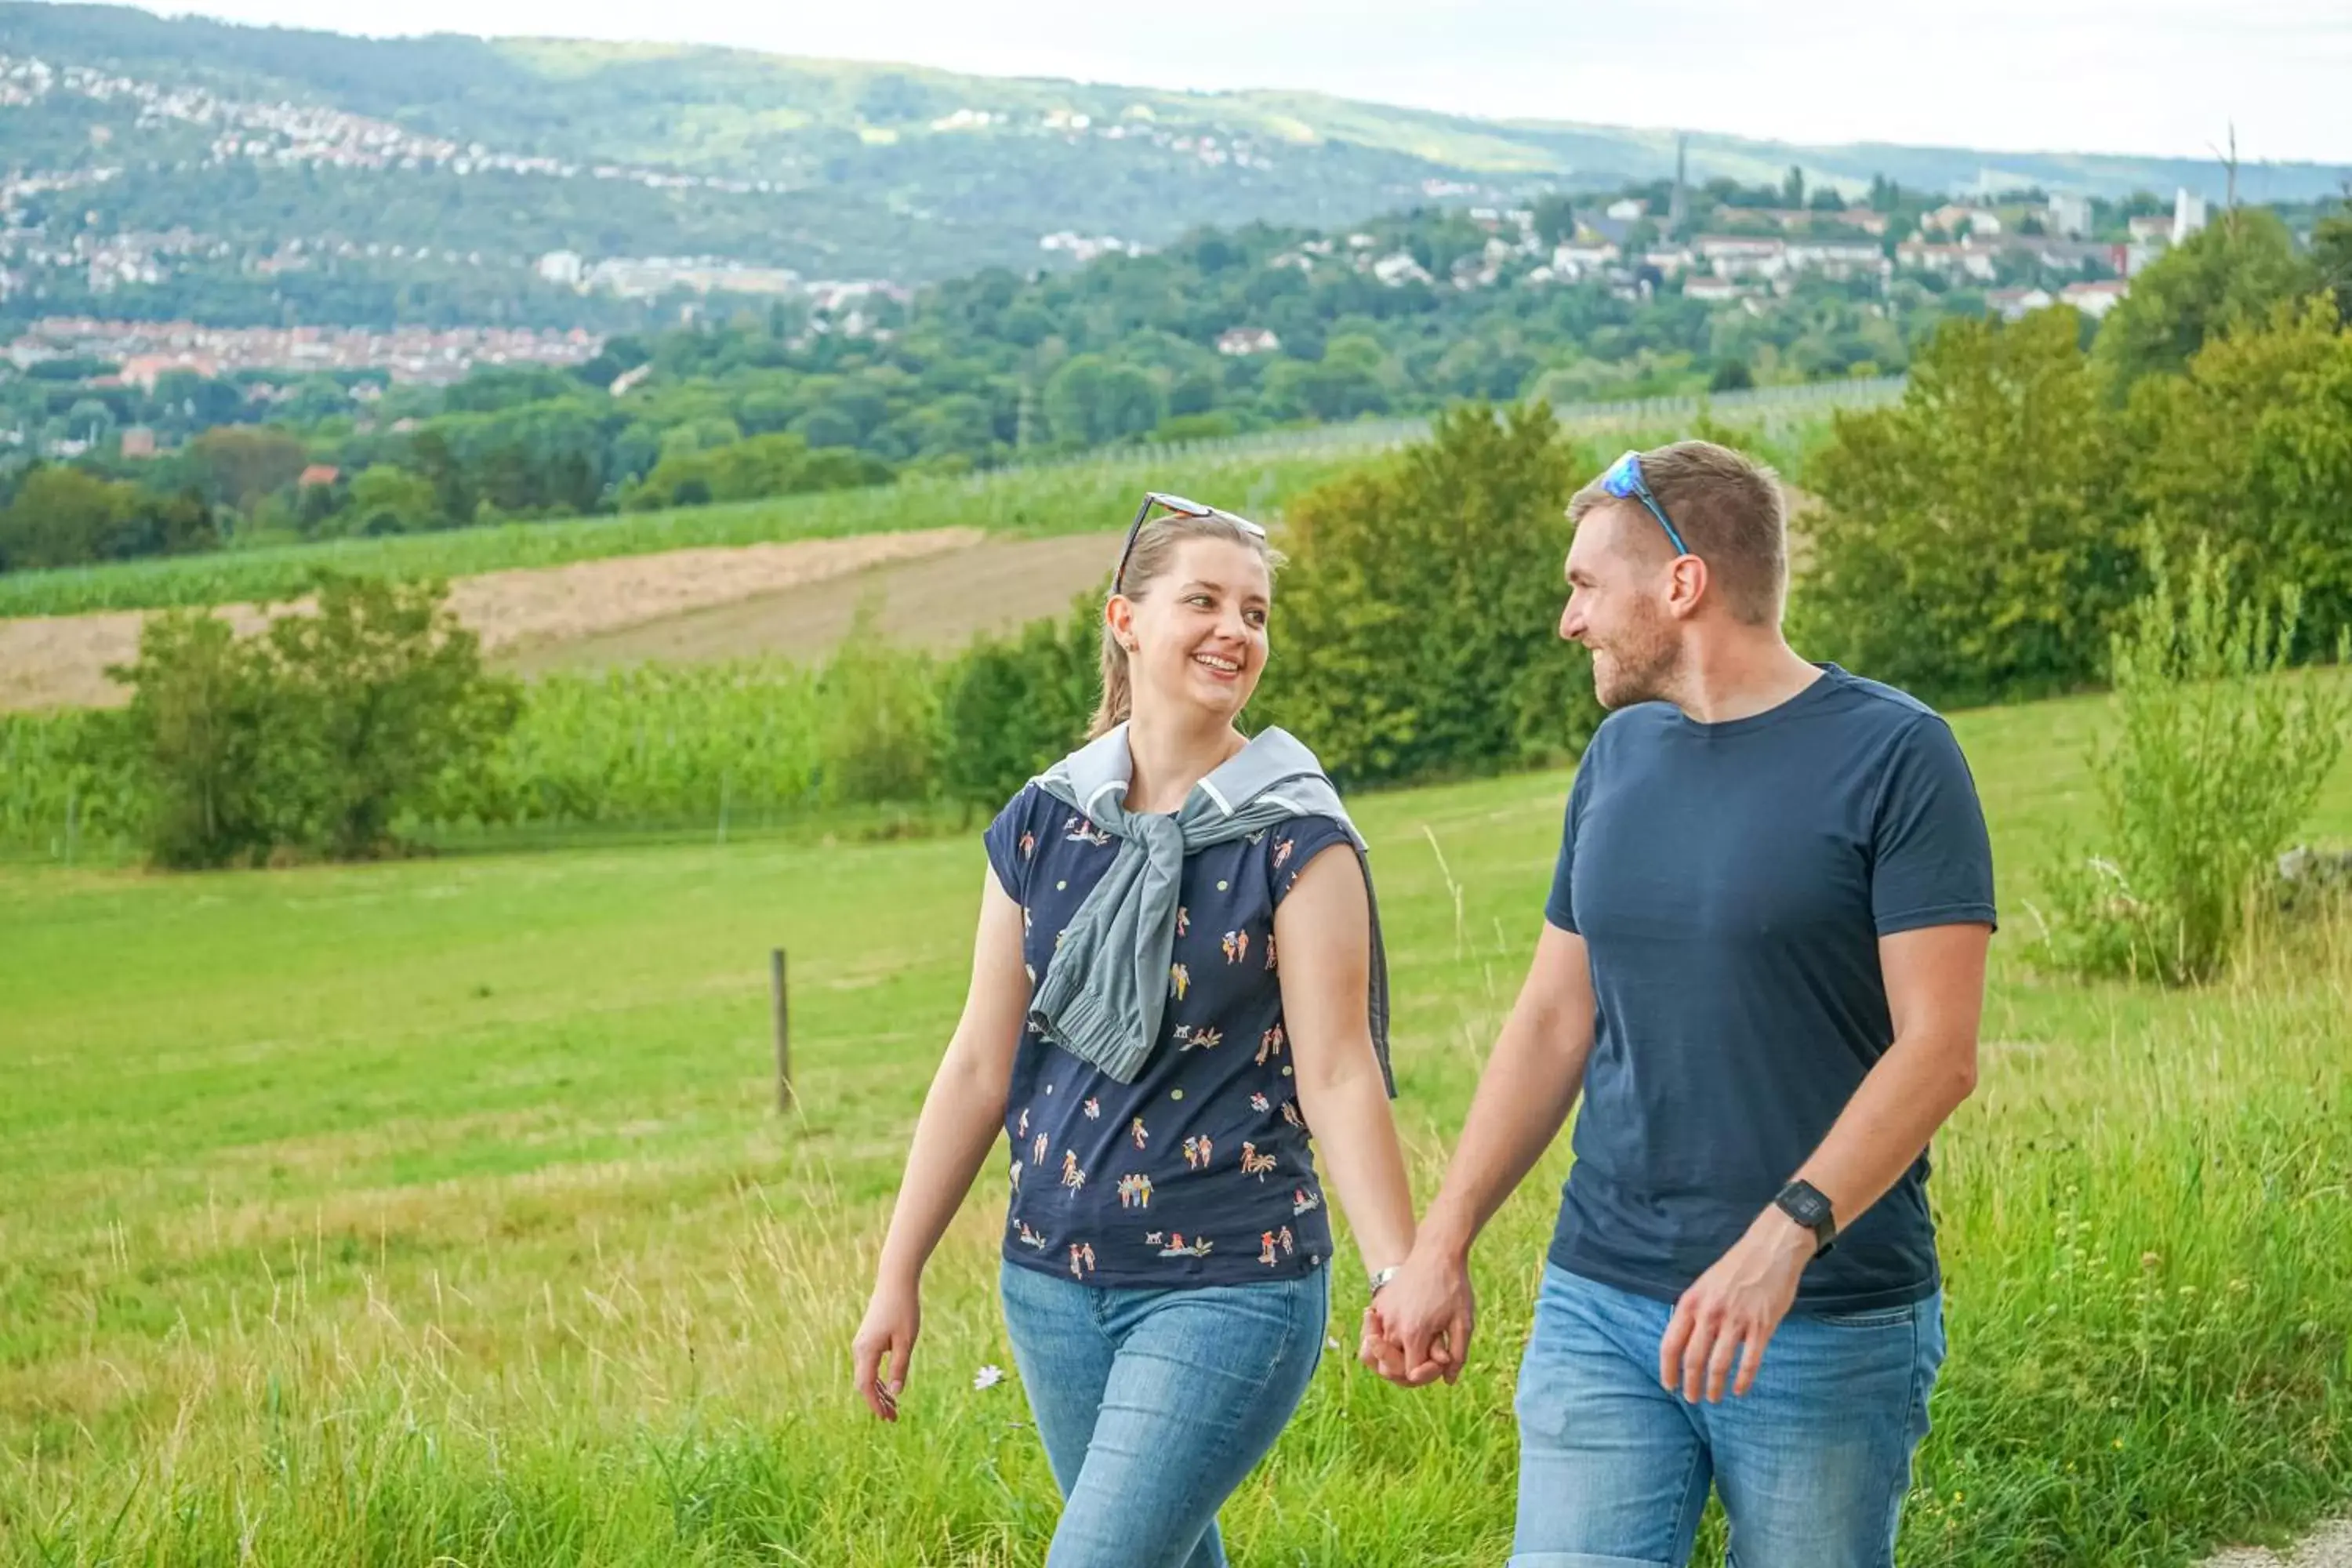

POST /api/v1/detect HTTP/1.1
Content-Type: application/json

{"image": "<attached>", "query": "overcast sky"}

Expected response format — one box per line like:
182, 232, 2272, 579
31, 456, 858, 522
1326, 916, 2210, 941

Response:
115, 0, 2352, 165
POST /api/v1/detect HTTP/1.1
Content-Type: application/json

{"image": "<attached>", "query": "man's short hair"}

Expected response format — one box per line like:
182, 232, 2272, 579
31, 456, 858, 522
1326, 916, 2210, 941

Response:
1569, 440, 1788, 625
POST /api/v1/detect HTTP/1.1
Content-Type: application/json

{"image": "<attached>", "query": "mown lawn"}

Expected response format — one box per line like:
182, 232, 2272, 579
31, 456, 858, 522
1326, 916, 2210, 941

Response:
2, 689, 2349, 1565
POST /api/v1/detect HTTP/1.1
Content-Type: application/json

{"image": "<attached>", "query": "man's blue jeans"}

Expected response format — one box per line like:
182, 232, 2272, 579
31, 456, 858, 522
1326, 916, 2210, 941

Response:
1511, 1265, 1945, 1568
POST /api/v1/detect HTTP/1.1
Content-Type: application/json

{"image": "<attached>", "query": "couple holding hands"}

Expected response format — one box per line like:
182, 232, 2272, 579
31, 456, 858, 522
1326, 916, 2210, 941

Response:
855, 439, 1994, 1568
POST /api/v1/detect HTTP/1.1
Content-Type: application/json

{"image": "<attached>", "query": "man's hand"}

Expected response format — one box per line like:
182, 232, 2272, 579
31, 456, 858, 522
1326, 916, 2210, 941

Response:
1658, 1207, 1813, 1403
1360, 1246, 1476, 1387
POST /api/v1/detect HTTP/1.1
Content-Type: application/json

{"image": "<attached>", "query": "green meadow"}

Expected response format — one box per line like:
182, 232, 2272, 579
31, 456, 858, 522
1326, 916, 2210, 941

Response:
3, 688, 2350, 1566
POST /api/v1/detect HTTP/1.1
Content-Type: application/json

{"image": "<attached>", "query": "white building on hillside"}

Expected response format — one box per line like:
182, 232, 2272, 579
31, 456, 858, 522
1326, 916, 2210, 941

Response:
2060, 278, 2130, 318
1784, 241, 1887, 280
1371, 251, 1434, 286
1697, 236, 1788, 281
1552, 240, 1621, 278
1988, 286, 2054, 321
2047, 192, 2093, 238
2172, 187, 2209, 244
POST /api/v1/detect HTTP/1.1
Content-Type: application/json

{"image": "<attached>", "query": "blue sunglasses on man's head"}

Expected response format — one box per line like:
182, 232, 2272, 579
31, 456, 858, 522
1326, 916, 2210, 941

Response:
1599, 450, 1690, 557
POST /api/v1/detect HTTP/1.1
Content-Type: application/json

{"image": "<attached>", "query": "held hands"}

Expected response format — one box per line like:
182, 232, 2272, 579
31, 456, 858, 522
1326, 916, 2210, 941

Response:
851, 1277, 920, 1421
1657, 1207, 1813, 1403
1357, 1247, 1475, 1388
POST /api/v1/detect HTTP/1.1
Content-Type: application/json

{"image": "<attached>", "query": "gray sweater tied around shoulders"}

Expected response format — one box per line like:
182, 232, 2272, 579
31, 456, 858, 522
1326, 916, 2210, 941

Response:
1029, 723, 1395, 1091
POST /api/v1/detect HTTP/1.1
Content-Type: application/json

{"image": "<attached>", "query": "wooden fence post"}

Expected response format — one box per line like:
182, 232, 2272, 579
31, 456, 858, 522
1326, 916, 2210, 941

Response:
771, 948, 796, 1112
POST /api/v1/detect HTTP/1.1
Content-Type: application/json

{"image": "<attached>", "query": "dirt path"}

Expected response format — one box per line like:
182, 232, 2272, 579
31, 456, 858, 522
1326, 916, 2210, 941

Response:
499, 528, 1123, 675
0, 528, 982, 713
2205, 1521, 2352, 1568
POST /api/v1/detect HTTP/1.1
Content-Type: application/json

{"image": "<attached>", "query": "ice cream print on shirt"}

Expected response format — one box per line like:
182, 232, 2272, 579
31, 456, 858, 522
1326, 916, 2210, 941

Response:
982, 782, 1356, 1287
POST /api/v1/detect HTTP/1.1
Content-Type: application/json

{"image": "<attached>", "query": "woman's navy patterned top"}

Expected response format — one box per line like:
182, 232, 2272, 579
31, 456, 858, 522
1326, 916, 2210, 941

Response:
984, 782, 1356, 1287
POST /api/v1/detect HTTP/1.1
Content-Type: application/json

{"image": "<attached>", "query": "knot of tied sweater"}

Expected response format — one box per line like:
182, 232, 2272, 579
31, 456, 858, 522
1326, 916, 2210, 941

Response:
1023, 724, 1396, 1093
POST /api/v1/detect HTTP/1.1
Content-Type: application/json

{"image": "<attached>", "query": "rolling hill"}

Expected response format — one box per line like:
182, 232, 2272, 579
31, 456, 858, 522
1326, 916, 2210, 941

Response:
2, 0, 2343, 289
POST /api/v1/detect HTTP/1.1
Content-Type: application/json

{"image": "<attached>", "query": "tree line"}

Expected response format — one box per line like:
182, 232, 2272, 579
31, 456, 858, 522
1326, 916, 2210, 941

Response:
10, 174, 2229, 575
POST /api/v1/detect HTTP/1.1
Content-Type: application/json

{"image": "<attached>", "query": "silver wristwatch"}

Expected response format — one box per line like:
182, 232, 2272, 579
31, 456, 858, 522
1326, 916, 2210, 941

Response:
1367, 1265, 1402, 1296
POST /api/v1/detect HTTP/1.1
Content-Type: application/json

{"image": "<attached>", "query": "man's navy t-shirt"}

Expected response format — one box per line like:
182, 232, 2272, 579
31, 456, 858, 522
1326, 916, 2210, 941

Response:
1544, 665, 1996, 1313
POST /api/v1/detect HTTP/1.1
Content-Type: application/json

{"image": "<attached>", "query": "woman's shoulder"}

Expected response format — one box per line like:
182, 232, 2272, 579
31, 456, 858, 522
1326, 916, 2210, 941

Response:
983, 781, 1065, 887
993, 779, 1051, 822
1263, 815, 1359, 905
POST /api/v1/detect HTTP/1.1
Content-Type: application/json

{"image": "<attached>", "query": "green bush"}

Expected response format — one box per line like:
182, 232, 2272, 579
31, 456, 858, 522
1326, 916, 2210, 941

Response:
940, 592, 1101, 816
2090, 209, 2314, 392
110, 575, 521, 868
2127, 297, 2352, 658
1255, 402, 1604, 786
0, 466, 219, 572
1793, 308, 2136, 708
622, 432, 895, 512
815, 603, 945, 808
109, 612, 285, 867
2034, 544, 2351, 985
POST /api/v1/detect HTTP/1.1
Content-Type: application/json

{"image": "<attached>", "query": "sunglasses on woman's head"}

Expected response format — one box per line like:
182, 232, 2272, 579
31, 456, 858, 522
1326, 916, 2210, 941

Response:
1113, 492, 1268, 594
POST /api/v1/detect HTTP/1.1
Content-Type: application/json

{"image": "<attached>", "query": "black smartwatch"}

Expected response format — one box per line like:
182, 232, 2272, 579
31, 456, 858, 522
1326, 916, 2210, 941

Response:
1773, 1179, 1838, 1257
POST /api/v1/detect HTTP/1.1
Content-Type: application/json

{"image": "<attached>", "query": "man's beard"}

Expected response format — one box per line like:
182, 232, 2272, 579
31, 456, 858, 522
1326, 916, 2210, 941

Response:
1587, 612, 1682, 710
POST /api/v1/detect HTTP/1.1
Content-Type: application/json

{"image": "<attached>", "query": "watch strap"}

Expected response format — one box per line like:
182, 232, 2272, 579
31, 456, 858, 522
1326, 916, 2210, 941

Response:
1775, 1179, 1838, 1257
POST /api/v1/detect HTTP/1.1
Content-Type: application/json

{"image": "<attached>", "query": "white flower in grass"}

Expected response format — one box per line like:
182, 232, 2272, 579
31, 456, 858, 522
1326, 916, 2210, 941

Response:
973, 1363, 1006, 1392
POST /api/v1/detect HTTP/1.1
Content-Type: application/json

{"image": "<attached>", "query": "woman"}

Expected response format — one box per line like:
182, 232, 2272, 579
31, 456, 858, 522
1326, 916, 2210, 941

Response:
851, 492, 1418, 1567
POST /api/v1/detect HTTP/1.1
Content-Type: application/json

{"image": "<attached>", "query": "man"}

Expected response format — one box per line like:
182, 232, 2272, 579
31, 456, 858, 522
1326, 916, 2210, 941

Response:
1367, 441, 1994, 1568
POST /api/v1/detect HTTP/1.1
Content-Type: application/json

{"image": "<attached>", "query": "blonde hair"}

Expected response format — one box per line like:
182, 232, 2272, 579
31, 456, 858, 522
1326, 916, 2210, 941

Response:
1568, 440, 1789, 625
1089, 514, 1284, 739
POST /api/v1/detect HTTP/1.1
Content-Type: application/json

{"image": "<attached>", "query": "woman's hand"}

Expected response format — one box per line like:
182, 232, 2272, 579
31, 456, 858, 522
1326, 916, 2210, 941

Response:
851, 873, 1028, 1424
1363, 1243, 1475, 1386
851, 1277, 921, 1421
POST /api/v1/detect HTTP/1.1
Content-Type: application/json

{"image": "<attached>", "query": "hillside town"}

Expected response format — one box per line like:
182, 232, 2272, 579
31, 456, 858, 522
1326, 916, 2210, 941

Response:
2, 318, 604, 387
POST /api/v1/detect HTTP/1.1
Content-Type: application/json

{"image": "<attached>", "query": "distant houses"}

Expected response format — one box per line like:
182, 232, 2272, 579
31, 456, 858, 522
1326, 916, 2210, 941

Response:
1988, 278, 2132, 323
1215, 326, 1281, 356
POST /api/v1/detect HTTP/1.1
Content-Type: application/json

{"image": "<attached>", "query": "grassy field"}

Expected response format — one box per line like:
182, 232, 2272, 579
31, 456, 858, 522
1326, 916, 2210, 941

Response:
4, 688, 2350, 1566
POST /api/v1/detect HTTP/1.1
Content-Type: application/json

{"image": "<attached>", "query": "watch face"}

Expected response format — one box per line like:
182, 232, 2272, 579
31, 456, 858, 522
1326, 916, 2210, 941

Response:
1784, 1186, 1830, 1228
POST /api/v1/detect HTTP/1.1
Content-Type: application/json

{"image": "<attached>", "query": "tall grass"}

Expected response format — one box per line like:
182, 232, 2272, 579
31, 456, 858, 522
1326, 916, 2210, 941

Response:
464, 660, 833, 832
0, 710, 136, 862
2, 644, 949, 858
1, 721, 2347, 1565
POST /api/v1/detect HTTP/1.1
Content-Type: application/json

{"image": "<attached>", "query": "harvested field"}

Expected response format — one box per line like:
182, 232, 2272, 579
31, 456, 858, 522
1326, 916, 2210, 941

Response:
499, 529, 1124, 675
0, 528, 979, 713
